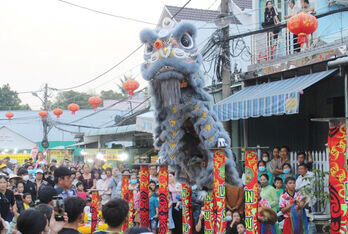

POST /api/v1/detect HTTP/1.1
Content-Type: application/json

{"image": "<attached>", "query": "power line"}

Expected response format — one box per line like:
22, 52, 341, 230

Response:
170, 0, 192, 19
55, 0, 156, 25
54, 44, 143, 91
53, 0, 193, 92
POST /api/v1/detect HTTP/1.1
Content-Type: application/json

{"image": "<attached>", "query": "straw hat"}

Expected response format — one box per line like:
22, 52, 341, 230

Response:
262, 207, 277, 224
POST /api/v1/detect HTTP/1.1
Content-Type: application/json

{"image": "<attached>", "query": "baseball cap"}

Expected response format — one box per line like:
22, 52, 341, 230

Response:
0, 164, 7, 169
38, 186, 58, 204
36, 169, 44, 174
54, 167, 72, 178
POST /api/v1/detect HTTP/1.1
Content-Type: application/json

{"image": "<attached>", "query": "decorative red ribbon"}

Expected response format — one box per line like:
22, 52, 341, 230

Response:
297, 33, 307, 48
244, 150, 258, 234
91, 190, 99, 233
140, 165, 150, 228
121, 175, 130, 232
213, 149, 226, 233
128, 190, 134, 228
328, 122, 348, 234
158, 165, 169, 234
182, 183, 193, 234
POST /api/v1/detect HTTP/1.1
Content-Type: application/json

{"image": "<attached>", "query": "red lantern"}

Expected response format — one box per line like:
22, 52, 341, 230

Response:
287, 12, 318, 48
68, 103, 80, 115
88, 96, 102, 111
38, 110, 47, 121
123, 79, 139, 99
5, 112, 14, 121
53, 108, 63, 119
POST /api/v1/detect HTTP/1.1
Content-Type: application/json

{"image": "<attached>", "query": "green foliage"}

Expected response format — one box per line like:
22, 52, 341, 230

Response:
0, 84, 31, 110
302, 169, 330, 212
100, 90, 125, 100
51, 90, 93, 109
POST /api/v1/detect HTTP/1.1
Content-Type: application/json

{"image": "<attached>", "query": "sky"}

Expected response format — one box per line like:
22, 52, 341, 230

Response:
0, 0, 220, 110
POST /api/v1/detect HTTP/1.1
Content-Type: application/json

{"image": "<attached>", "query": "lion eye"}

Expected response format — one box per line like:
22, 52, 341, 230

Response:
180, 33, 193, 49
145, 43, 154, 55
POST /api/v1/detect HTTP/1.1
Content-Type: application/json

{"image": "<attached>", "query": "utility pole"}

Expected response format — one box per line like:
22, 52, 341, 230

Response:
221, 0, 232, 135
221, 0, 231, 99
42, 84, 49, 151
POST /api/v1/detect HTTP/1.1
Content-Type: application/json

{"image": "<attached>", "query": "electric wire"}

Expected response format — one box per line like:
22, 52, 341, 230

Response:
55, 0, 156, 25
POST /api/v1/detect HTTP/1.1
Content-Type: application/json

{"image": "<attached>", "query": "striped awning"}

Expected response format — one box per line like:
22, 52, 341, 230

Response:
213, 69, 337, 121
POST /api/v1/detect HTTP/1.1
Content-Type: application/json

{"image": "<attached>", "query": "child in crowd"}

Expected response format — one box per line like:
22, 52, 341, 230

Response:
149, 190, 159, 233
149, 180, 156, 193
76, 182, 87, 200
279, 177, 304, 234
84, 197, 91, 215
14, 182, 25, 213
274, 177, 284, 212
22, 193, 33, 210
237, 222, 246, 234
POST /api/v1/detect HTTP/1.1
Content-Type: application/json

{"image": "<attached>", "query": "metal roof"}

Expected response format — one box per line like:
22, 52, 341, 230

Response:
0, 109, 127, 142
232, 0, 252, 10
165, 5, 241, 24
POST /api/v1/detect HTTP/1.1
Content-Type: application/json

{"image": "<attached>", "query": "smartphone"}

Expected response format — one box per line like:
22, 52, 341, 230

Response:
52, 196, 65, 221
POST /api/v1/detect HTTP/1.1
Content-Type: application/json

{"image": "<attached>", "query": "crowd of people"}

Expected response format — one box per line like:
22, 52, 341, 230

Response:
0, 146, 318, 234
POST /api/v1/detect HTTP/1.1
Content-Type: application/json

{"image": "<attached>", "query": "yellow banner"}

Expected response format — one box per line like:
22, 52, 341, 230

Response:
84, 149, 123, 161
48, 149, 73, 162
0, 154, 31, 166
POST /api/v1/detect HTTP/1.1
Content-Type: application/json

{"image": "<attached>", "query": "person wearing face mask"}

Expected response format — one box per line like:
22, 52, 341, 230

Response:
257, 161, 274, 186
18, 168, 37, 202
96, 170, 112, 205
279, 163, 296, 188
225, 210, 233, 233
260, 174, 278, 212
261, 152, 273, 174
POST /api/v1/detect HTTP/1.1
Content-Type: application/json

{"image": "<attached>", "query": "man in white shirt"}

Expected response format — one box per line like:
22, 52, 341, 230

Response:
295, 163, 316, 209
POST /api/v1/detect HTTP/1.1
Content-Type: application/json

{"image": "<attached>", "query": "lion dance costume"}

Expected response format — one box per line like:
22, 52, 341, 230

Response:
140, 18, 241, 190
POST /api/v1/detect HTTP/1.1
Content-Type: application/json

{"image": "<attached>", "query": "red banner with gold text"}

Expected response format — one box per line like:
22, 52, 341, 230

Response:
121, 175, 130, 232
182, 183, 193, 234
213, 149, 226, 234
140, 165, 150, 228
158, 165, 169, 234
91, 190, 99, 233
244, 150, 258, 234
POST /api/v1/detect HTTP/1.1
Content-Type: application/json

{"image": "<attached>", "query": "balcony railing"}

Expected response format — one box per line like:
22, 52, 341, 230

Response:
250, 26, 348, 65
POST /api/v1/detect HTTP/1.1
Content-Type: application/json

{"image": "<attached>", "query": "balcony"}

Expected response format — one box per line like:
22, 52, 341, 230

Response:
245, 12, 348, 78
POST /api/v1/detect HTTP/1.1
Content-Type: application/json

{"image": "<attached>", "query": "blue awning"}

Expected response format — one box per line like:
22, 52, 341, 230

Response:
213, 69, 337, 121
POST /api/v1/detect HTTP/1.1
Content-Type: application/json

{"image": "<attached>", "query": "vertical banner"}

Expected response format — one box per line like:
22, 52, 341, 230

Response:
213, 149, 226, 234
91, 190, 99, 233
328, 122, 348, 234
244, 150, 258, 234
158, 165, 169, 234
121, 175, 130, 232
140, 165, 150, 228
182, 183, 193, 234
204, 191, 214, 234
128, 190, 134, 228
